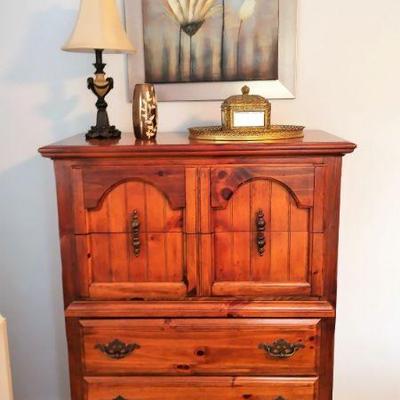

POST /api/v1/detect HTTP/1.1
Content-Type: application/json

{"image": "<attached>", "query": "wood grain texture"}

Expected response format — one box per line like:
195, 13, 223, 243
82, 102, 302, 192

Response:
88, 282, 187, 300
81, 166, 185, 210
84, 376, 318, 400
39, 130, 356, 159
321, 157, 343, 307
206, 171, 311, 297
212, 282, 311, 297
84, 181, 183, 234
54, 161, 80, 307
39, 131, 356, 400
211, 166, 315, 209
76, 233, 186, 300
66, 318, 84, 400
66, 300, 336, 318
81, 319, 320, 376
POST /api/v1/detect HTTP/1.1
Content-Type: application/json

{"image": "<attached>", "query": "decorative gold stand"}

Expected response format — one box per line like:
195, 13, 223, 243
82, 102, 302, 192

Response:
188, 86, 304, 142
189, 125, 304, 142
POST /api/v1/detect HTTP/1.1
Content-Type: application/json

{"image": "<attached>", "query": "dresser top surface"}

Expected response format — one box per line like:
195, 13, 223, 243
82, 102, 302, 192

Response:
39, 130, 356, 159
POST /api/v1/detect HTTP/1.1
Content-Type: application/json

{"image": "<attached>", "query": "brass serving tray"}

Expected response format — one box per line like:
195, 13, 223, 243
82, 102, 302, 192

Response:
189, 125, 304, 142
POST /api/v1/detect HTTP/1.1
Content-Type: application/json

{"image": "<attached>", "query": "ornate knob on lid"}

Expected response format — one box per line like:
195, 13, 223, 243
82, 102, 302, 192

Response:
241, 85, 250, 95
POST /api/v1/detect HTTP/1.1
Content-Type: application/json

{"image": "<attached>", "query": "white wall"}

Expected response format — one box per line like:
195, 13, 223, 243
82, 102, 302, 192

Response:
0, 0, 399, 399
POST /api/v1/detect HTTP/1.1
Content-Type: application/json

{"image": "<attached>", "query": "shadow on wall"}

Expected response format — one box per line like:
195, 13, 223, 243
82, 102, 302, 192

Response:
0, 5, 98, 400
3, 6, 93, 141
0, 157, 70, 400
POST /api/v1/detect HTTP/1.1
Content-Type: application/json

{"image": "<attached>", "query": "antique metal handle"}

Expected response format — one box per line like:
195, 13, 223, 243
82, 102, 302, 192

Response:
131, 210, 141, 257
258, 339, 305, 359
95, 339, 140, 360
113, 397, 127, 400
256, 209, 266, 256
242, 395, 286, 400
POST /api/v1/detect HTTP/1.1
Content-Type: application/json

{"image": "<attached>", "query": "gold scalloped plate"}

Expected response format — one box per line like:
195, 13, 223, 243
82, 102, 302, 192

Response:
189, 125, 305, 142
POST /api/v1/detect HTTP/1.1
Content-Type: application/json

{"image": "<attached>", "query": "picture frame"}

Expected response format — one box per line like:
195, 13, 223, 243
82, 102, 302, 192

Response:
125, 0, 297, 101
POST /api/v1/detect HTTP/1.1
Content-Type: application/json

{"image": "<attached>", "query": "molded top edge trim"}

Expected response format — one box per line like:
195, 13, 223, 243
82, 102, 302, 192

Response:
39, 130, 357, 159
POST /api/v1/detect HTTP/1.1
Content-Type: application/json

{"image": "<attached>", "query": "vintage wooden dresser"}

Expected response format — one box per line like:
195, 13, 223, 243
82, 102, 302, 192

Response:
39, 131, 356, 400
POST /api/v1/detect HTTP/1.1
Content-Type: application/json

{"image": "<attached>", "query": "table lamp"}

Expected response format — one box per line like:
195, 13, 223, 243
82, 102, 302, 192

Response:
63, 0, 135, 139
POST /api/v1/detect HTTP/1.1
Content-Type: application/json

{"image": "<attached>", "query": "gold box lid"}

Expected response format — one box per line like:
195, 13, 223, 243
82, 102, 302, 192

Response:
221, 85, 269, 109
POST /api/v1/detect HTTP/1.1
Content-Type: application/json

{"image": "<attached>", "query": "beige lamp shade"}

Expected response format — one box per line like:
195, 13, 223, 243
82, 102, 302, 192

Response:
63, 0, 135, 53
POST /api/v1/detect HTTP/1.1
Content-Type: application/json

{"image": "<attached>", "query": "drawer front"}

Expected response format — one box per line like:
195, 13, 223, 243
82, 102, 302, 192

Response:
72, 166, 186, 235
81, 319, 320, 376
76, 233, 187, 300
85, 376, 318, 400
72, 165, 198, 300
199, 165, 324, 298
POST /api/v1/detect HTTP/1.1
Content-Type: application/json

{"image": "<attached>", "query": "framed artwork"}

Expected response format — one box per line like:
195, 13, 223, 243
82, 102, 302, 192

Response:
125, 0, 297, 101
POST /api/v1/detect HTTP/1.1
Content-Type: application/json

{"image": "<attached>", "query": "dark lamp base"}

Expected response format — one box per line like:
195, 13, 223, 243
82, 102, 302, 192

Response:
85, 49, 121, 141
86, 125, 121, 140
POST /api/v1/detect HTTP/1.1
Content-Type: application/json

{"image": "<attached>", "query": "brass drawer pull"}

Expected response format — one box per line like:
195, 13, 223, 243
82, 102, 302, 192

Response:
258, 338, 305, 359
131, 210, 141, 257
113, 397, 127, 400
243, 395, 285, 400
95, 339, 140, 360
256, 209, 266, 256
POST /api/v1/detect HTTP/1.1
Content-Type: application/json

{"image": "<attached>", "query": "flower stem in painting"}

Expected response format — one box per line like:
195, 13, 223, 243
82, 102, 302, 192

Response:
178, 27, 182, 80
221, 0, 225, 78
162, 0, 222, 81
237, 20, 243, 76
237, 0, 257, 77
190, 35, 193, 80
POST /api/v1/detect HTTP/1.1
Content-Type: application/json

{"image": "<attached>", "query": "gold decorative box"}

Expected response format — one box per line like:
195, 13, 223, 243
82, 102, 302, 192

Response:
189, 86, 304, 142
222, 85, 271, 130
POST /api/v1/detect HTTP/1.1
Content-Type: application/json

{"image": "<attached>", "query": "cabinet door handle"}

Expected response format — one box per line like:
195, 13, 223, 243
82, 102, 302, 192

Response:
256, 209, 266, 256
131, 210, 141, 257
258, 339, 305, 359
95, 339, 140, 359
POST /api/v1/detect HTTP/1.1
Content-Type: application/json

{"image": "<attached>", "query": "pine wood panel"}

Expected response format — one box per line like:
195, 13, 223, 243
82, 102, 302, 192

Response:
214, 180, 309, 233
210, 177, 311, 296
88, 283, 187, 300
39, 132, 356, 400
87, 181, 183, 234
214, 232, 309, 284
66, 300, 336, 319
82, 166, 185, 209
76, 233, 187, 300
211, 166, 315, 210
39, 130, 357, 159
212, 282, 311, 297
81, 319, 320, 376
84, 376, 318, 400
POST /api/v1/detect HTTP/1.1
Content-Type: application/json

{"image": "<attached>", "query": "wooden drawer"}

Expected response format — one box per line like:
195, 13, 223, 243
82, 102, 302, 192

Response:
76, 233, 187, 300
72, 165, 199, 300
81, 319, 320, 376
72, 165, 186, 235
198, 165, 325, 298
84, 376, 318, 400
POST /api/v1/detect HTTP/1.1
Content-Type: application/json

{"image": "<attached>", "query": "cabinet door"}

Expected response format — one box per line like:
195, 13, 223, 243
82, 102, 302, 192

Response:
199, 166, 322, 297
73, 166, 195, 300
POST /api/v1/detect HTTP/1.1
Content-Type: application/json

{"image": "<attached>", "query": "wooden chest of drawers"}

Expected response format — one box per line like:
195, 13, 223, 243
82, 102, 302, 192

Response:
40, 131, 355, 400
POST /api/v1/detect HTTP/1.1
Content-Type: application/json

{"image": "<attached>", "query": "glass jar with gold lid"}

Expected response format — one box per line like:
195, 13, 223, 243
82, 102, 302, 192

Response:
189, 86, 304, 141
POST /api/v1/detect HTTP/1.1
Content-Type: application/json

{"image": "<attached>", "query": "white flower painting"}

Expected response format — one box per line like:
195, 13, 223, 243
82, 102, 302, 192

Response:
141, 0, 279, 83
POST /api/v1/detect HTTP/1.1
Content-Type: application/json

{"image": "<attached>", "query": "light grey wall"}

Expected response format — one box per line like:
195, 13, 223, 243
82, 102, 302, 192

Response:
0, 0, 399, 399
